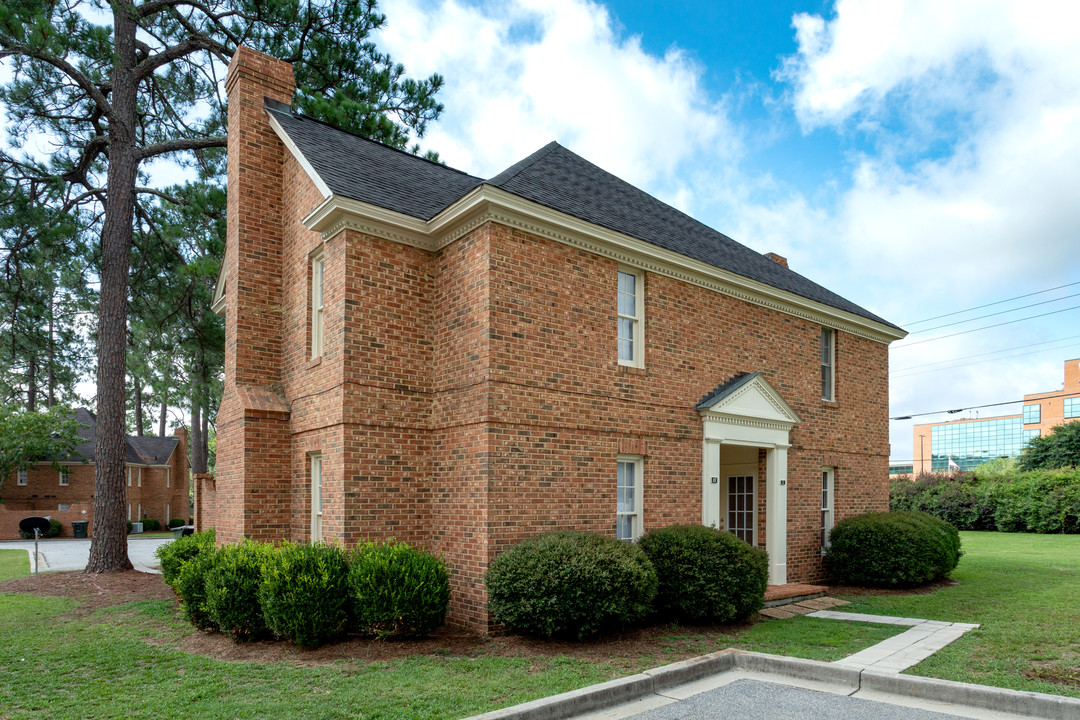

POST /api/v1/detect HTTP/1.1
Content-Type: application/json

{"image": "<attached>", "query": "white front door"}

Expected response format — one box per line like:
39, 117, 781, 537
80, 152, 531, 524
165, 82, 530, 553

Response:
727, 475, 755, 545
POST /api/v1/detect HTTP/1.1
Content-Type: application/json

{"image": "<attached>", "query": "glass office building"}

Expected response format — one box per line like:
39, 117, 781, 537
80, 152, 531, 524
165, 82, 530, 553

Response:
930, 417, 1025, 472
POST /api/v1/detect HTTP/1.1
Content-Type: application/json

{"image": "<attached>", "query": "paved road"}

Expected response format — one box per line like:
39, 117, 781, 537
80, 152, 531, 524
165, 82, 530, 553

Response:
0, 536, 173, 573
624, 679, 965, 720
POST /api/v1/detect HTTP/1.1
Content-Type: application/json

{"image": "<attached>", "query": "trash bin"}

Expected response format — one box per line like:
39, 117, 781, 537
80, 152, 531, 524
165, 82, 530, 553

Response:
71, 520, 89, 538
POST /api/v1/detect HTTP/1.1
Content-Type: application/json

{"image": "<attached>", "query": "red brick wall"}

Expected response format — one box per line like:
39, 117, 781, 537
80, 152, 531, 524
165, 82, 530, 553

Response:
217, 47, 893, 633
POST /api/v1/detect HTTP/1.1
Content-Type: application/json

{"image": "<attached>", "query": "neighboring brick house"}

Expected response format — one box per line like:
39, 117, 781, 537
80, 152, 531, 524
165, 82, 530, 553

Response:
1, 408, 191, 538
208, 47, 906, 632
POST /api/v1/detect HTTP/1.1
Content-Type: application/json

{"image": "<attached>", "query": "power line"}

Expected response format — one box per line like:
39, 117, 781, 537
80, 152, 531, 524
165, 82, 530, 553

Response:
890, 334, 1080, 374
907, 291, 1080, 334
890, 390, 1080, 421
891, 303, 1080, 349
890, 337, 1080, 378
903, 280, 1080, 326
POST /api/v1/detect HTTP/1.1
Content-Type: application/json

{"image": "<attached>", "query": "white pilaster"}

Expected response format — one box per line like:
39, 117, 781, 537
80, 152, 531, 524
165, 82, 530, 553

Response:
766, 444, 790, 585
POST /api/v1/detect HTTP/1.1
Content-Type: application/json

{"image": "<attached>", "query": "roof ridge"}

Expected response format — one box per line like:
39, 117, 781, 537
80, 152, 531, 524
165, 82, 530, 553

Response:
264, 102, 483, 182
486, 141, 562, 187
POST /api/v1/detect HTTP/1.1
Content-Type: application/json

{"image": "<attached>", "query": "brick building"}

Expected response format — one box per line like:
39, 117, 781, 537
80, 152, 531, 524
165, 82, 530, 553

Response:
206, 47, 906, 631
1, 408, 190, 538
911, 358, 1080, 474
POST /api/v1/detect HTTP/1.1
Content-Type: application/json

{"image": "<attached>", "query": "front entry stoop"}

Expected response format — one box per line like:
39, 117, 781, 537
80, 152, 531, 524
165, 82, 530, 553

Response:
763, 583, 828, 608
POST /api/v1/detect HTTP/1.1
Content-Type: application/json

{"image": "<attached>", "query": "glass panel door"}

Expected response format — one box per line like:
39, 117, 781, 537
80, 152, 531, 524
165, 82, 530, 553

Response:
727, 475, 755, 545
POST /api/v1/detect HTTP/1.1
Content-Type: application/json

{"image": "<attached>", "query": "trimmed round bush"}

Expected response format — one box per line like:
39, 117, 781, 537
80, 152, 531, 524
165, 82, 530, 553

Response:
258, 542, 351, 648
485, 531, 657, 640
168, 518, 186, 529
141, 518, 161, 532
349, 541, 450, 638
156, 528, 216, 587
205, 540, 274, 641
825, 511, 961, 587
638, 524, 768, 624
175, 546, 219, 630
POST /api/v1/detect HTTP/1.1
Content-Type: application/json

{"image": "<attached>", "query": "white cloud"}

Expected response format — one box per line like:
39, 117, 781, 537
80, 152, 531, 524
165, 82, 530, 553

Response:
376, 0, 740, 195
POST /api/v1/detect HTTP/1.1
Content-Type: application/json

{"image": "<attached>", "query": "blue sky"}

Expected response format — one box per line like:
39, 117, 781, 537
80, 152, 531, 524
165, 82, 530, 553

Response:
375, 0, 1080, 461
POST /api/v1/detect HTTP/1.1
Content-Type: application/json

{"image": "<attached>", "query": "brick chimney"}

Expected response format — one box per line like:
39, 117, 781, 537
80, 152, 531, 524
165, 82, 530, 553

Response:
223, 47, 296, 389
764, 252, 789, 269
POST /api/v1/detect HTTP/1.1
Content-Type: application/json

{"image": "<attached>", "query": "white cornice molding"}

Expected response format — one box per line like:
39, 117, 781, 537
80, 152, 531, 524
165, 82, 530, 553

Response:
301, 186, 906, 344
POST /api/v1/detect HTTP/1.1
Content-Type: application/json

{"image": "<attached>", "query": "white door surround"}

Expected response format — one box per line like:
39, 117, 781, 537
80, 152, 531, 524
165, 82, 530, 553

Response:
699, 373, 801, 585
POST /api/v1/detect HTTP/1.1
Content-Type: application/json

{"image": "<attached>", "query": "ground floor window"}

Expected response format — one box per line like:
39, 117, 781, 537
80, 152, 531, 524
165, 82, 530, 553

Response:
59, 468, 69, 486
310, 453, 323, 544
616, 455, 643, 541
821, 467, 835, 549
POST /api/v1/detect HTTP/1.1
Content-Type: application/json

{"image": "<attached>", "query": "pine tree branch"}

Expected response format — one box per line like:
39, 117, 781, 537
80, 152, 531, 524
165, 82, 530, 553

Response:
0, 42, 114, 118
136, 135, 226, 161
134, 35, 231, 81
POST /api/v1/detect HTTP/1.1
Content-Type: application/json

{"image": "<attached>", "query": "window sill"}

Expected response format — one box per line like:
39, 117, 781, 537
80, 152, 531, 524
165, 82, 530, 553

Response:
306, 356, 323, 370
617, 363, 648, 376
820, 399, 839, 408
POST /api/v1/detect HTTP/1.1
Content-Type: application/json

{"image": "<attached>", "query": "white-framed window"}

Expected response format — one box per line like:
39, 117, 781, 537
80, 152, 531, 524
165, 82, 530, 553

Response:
821, 467, 835, 550
59, 468, 69, 486
310, 453, 323, 544
821, 328, 836, 401
137, 467, 142, 487
17, 469, 27, 486
616, 455, 643, 541
127, 467, 132, 487
311, 250, 325, 359
617, 268, 643, 367
58, 503, 69, 511
128, 503, 132, 522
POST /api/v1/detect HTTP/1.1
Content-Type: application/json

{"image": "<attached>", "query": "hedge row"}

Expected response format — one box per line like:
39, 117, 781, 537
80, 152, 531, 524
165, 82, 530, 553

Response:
825, 511, 961, 587
156, 533, 450, 647
891, 465, 1080, 533
485, 526, 768, 640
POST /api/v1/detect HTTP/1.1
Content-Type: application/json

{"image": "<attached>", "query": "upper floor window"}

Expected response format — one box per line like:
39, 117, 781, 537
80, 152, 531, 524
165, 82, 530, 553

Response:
59, 468, 69, 486
617, 269, 643, 367
616, 455, 643, 541
821, 328, 835, 401
17, 469, 27, 486
1065, 397, 1080, 419
311, 250, 325, 359
1023, 404, 1041, 424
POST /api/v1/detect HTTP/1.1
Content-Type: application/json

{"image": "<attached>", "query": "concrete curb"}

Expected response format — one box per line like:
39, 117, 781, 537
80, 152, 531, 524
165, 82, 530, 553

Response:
461, 650, 1080, 720
861, 669, 1080, 720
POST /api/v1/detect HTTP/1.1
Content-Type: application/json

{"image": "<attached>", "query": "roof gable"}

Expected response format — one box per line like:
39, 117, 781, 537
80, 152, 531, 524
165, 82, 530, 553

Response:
697, 373, 801, 426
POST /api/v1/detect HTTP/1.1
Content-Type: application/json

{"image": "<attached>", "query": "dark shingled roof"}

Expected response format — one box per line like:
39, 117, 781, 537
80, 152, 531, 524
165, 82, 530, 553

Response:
266, 102, 483, 221
62, 408, 178, 465
267, 102, 898, 329
697, 373, 760, 410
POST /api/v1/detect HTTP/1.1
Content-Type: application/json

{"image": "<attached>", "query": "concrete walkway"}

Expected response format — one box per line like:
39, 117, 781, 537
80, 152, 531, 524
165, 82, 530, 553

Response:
810, 610, 980, 673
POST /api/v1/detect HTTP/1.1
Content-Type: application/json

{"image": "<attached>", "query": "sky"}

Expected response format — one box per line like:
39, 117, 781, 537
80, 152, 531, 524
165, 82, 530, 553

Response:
371, 0, 1080, 462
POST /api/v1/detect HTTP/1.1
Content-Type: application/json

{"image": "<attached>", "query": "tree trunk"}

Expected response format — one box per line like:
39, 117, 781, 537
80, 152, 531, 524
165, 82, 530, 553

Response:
86, 6, 137, 573
47, 292, 55, 408
27, 355, 36, 412
134, 381, 144, 436
190, 368, 204, 475
158, 360, 168, 437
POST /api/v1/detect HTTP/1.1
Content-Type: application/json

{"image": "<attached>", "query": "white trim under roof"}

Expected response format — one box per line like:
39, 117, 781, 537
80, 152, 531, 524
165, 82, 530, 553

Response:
302, 185, 905, 344
266, 110, 333, 199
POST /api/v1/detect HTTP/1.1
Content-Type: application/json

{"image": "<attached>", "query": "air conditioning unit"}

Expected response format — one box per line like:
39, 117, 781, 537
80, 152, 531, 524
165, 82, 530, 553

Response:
131, 522, 144, 533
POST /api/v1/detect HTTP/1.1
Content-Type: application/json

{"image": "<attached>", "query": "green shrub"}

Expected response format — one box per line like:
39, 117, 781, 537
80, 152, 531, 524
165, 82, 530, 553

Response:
205, 540, 274, 641
175, 547, 219, 630
19, 517, 61, 539
638, 525, 768, 624
826, 511, 961, 587
994, 469, 1080, 533
258, 542, 351, 647
485, 531, 657, 640
141, 518, 161, 532
889, 473, 995, 531
168, 518, 186, 529
1018, 422, 1080, 471
126, 521, 133, 534
348, 541, 450, 638
156, 528, 216, 587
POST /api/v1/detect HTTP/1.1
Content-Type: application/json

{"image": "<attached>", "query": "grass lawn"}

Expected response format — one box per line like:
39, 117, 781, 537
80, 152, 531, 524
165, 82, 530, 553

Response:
0, 548, 30, 582
0, 531, 1075, 718
838, 531, 1080, 698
